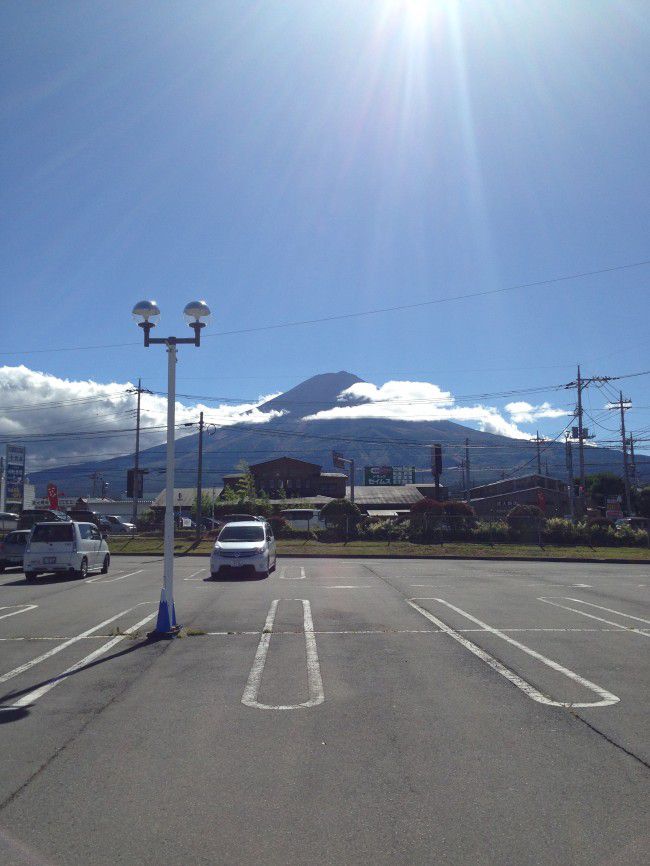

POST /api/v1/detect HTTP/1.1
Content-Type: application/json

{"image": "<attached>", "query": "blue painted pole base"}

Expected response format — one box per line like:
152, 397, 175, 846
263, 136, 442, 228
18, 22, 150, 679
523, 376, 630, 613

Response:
152, 588, 180, 636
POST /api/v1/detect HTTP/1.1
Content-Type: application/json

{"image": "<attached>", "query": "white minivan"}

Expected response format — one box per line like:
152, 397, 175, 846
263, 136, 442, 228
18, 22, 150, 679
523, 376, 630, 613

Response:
23, 521, 110, 582
210, 520, 276, 579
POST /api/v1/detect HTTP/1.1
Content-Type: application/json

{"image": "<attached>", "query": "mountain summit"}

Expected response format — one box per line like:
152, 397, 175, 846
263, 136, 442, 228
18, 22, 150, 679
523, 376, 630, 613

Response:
257, 371, 364, 417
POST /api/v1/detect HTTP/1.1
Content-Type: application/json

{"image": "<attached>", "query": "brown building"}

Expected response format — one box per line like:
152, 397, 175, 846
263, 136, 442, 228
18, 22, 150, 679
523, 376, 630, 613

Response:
470, 474, 569, 518
222, 457, 347, 499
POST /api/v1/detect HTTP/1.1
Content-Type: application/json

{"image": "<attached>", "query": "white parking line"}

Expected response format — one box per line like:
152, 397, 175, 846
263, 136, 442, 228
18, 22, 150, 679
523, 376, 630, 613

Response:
4, 611, 157, 709
538, 597, 650, 636
0, 603, 153, 685
279, 567, 306, 580
242, 599, 324, 710
86, 569, 144, 585
0, 604, 38, 621
560, 598, 650, 625
184, 569, 206, 581
319, 585, 373, 589
407, 598, 619, 708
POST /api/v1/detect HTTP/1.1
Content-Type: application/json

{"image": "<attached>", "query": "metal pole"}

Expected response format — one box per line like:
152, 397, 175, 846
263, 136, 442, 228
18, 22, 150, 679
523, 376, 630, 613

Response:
350, 459, 355, 505
132, 379, 142, 530
619, 390, 632, 515
465, 438, 470, 501
196, 411, 204, 540
156, 341, 178, 634
536, 430, 542, 475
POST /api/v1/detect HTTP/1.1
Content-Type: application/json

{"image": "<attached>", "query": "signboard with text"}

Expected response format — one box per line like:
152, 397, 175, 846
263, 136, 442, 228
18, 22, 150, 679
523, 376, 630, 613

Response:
364, 466, 415, 486
5, 444, 26, 511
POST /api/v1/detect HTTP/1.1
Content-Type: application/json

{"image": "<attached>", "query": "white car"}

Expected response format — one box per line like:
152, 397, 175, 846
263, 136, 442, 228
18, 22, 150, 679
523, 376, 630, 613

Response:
210, 520, 276, 579
23, 521, 110, 582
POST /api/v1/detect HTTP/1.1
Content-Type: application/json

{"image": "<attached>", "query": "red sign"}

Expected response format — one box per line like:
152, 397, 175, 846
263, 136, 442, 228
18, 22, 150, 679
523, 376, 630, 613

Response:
47, 483, 59, 510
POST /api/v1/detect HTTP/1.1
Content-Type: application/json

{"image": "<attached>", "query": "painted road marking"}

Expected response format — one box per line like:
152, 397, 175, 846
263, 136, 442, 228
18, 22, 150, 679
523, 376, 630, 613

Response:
408, 598, 619, 708
538, 597, 650, 636
86, 569, 144, 585
242, 599, 324, 710
0, 605, 37, 622
2, 611, 157, 709
279, 567, 306, 580
572, 583, 592, 588
184, 569, 206, 581
0, 603, 153, 686
319, 585, 373, 589
560, 598, 650, 625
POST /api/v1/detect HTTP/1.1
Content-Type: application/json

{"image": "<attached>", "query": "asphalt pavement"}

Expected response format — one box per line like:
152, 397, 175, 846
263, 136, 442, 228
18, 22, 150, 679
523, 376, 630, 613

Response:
0, 555, 648, 865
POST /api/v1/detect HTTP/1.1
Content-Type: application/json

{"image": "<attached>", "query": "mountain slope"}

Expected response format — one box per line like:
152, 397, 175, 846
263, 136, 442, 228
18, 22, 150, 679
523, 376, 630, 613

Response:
28, 372, 649, 498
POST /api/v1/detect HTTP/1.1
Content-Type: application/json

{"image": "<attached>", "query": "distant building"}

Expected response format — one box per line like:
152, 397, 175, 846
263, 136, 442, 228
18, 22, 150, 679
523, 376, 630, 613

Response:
222, 457, 347, 499
469, 474, 569, 518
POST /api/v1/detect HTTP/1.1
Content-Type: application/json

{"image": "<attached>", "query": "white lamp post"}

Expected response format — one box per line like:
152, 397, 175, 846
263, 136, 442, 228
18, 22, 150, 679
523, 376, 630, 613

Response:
132, 299, 211, 635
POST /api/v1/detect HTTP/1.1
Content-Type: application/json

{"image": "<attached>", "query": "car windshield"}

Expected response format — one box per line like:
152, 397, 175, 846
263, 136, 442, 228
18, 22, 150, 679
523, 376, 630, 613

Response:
218, 525, 264, 542
31, 524, 74, 543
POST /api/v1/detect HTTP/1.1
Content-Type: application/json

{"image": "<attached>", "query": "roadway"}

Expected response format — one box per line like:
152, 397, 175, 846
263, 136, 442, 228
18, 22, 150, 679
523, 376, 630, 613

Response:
0, 555, 648, 865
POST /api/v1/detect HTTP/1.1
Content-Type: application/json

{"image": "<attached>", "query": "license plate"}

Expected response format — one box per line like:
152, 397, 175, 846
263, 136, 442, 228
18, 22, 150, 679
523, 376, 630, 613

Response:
44, 557, 56, 564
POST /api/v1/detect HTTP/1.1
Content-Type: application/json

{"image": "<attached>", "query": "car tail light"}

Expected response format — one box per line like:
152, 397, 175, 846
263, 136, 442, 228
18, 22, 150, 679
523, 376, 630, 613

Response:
0, 542, 4, 552
72, 540, 77, 554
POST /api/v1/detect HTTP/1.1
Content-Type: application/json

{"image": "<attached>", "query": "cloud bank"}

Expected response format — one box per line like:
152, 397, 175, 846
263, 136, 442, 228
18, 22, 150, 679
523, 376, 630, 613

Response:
303, 379, 568, 440
0, 366, 282, 471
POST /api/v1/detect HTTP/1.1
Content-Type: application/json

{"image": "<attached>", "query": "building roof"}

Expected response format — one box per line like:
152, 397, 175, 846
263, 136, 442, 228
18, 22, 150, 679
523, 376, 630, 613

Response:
346, 485, 424, 506
152, 487, 224, 508
250, 456, 322, 473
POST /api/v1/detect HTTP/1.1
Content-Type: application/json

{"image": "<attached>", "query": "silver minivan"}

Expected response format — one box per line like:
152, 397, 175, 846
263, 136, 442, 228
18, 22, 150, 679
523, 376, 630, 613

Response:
23, 521, 110, 582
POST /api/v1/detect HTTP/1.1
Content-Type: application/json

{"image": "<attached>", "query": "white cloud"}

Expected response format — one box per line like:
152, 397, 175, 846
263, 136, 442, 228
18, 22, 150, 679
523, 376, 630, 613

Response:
505, 401, 570, 424
0, 365, 282, 471
304, 379, 533, 439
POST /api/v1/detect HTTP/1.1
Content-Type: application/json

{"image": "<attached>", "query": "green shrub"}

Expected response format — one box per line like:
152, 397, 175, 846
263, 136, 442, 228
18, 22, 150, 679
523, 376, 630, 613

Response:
542, 518, 579, 545
470, 521, 510, 543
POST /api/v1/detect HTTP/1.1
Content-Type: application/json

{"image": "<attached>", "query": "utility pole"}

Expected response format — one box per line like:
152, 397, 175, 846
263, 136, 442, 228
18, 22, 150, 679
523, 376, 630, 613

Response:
89, 471, 100, 498
608, 391, 632, 515
565, 435, 575, 520
576, 366, 585, 492
565, 365, 610, 512
465, 438, 471, 501
535, 430, 542, 475
629, 434, 636, 487
196, 411, 204, 539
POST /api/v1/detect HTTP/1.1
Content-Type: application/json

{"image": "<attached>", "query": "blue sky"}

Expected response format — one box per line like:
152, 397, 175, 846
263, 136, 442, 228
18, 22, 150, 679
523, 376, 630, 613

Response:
1, 0, 649, 461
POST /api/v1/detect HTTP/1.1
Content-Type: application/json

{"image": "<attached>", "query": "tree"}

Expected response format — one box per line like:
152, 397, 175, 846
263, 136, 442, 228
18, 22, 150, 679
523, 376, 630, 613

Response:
585, 473, 625, 505
234, 460, 257, 501
637, 487, 650, 519
320, 498, 362, 529
409, 498, 444, 516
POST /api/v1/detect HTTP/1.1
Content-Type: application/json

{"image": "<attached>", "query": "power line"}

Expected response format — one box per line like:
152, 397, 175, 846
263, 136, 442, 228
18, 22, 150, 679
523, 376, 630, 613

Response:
1, 258, 649, 357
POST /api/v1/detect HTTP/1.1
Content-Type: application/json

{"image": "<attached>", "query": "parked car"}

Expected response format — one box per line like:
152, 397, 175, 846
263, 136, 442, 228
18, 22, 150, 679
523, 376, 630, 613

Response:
67, 508, 102, 528
23, 521, 110, 582
210, 520, 276, 579
615, 517, 649, 531
0, 530, 31, 572
17, 509, 71, 531
99, 514, 136, 534
0, 511, 20, 532
200, 517, 223, 531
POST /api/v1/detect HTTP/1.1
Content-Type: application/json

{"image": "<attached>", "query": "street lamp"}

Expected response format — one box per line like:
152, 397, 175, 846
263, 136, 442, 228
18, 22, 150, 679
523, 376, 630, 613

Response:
132, 298, 211, 636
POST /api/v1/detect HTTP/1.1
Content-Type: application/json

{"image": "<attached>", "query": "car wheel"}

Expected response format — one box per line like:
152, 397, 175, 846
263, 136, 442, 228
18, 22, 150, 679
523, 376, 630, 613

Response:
25, 571, 37, 583
101, 554, 110, 574
0, 564, 5, 574
76, 558, 88, 579
210, 570, 219, 580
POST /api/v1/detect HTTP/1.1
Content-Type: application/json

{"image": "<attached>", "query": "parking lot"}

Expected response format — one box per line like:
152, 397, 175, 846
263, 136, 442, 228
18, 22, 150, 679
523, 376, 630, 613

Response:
0, 555, 648, 865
